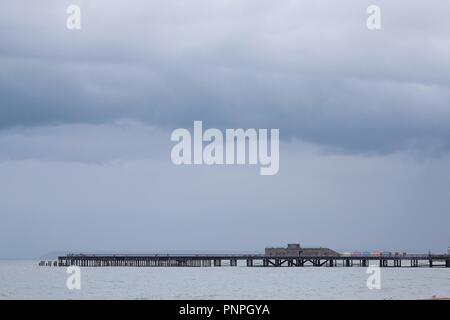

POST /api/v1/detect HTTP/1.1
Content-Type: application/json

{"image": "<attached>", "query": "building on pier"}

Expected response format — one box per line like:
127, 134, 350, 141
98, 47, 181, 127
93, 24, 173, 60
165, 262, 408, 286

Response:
265, 243, 340, 257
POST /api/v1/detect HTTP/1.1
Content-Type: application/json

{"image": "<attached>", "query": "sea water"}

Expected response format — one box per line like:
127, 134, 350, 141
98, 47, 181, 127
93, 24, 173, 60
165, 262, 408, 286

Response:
0, 260, 449, 299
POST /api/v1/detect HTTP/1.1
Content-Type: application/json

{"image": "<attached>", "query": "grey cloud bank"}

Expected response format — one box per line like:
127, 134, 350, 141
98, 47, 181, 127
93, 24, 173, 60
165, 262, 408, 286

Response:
0, 1, 450, 258
0, 121, 168, 163
1, 0, 450, 154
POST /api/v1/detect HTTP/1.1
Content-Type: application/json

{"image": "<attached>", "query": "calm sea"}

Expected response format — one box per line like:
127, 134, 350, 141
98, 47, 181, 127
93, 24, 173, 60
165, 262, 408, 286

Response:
0, 260, 449, 299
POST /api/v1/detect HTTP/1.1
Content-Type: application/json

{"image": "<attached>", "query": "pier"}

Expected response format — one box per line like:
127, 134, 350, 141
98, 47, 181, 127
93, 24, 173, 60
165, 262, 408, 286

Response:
47, 253, 450, 268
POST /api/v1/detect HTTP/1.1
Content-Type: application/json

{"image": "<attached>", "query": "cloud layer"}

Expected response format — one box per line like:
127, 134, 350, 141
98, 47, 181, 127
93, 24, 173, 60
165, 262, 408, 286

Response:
1, 1, 450, 258
1, 0, 450, 154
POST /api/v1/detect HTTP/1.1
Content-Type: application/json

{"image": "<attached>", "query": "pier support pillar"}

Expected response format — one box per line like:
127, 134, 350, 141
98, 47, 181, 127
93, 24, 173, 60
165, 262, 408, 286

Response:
202, 260, 211, 267
246, 259, 253, 267
214, 259, 221, 267
230, 259, 237, 267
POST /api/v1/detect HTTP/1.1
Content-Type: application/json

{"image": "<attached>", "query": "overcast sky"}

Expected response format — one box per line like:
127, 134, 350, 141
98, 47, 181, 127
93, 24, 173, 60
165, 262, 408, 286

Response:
1, 0, 450, 258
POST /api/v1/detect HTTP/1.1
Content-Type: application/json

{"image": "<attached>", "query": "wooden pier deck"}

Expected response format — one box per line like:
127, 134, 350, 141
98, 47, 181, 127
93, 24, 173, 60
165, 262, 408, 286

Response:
46, 253, 450, 268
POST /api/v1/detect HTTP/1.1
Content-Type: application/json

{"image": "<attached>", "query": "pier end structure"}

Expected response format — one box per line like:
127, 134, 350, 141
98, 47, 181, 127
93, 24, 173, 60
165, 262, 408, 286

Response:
265, 243, 340, 257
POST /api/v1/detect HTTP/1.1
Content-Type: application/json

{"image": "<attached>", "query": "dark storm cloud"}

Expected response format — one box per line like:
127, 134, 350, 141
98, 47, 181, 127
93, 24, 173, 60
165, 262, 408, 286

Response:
1, 0, 450, 154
